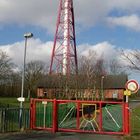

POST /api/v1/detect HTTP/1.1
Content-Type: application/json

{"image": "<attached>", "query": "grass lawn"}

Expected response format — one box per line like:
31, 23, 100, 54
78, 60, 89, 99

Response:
123, 105, 140, 140
0, 97, 30, 108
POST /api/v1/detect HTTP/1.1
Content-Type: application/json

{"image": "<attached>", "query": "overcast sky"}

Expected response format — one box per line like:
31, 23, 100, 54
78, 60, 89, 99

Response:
0, 0, 140, 82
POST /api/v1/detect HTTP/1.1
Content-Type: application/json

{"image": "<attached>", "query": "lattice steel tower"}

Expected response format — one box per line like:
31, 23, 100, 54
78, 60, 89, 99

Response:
50, 0, 78, 76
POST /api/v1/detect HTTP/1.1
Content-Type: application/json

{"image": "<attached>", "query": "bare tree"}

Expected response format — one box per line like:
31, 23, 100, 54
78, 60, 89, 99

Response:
0, 50, 14, 83
79, 50, 96, 78
121, 49, 140, 72
25, 60, 45, 98
79, 50, 103, 100
108, 59, 126, 75
94, 58, 107, 76
0, 50, 22, 97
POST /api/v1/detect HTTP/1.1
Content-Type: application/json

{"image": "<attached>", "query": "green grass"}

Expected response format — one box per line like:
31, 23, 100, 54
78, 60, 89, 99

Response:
123, 105, 140, 140
0, 97, 30, 108
0, 97, 30, 132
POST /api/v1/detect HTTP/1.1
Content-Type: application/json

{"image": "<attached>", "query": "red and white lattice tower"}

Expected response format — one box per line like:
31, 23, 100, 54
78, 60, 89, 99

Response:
49, 0, 78, 76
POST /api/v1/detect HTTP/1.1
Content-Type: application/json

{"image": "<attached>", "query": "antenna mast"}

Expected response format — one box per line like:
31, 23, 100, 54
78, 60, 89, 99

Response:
50, 0, 78, 76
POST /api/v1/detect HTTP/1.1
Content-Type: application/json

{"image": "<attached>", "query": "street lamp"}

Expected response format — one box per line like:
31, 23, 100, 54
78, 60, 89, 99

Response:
19, 32, 33, 129
101, 76, 104, 101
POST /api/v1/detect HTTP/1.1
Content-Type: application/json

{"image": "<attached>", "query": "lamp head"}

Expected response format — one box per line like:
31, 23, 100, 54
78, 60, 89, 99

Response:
24, 33, 33, 38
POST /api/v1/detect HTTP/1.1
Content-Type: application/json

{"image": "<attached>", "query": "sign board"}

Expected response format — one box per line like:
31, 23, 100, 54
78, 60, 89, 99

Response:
17, 97, 25, 102
42, 101, 48, 105
125, 80, 139, 93
124, 90, 131, 96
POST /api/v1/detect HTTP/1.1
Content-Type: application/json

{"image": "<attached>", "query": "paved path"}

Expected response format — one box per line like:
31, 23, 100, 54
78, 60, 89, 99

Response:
0, 131, 121, 140
129, 101, 140, 109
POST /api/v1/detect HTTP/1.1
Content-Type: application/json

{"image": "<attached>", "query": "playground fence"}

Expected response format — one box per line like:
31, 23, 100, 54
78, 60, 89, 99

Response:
0, 108, 30, 133
30, 99, 130, 135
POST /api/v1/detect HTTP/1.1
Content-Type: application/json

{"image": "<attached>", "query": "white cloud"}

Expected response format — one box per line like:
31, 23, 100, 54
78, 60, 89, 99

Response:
79, 41, 119, 62
0, 39, 53, 67
107, 0, 140, 12
0, 40, 121, 67
0, 0, 59, 32
0, 0, 140, 32
1, 39, 140, 83
0, 39, 137, 73
107, 14, 140, 31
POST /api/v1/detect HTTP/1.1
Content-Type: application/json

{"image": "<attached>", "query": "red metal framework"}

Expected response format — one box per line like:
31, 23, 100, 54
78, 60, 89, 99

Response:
30, 99, 130, 135
49, 0, 78, 76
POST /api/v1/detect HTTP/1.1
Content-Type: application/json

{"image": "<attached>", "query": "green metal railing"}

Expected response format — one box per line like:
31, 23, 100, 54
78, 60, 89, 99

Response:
0, 108, 30, 133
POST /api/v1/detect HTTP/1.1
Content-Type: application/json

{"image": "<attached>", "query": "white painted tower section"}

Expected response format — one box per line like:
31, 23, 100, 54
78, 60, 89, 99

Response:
63, 0, 69, 75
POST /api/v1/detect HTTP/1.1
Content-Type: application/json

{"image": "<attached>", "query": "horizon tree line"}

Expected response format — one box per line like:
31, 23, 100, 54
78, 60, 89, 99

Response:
0, 49, 139, 98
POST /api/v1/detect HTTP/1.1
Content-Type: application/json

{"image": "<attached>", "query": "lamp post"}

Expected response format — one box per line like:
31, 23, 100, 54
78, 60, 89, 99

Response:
19, 33, 33, 129
101, 76, 104, 101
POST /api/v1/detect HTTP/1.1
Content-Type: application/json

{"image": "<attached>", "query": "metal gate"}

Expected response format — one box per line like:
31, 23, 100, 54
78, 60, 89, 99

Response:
0, 108, 30, 133
30, 99, 130, 135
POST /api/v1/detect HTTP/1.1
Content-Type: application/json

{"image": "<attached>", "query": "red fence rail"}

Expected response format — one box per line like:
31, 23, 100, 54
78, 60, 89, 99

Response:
30, 99, 130, 135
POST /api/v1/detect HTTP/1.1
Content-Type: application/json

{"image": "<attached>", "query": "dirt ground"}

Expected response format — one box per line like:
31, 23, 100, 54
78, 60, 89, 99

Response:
0, 131, 121, 140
